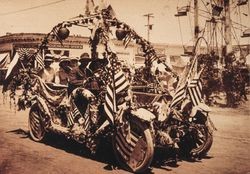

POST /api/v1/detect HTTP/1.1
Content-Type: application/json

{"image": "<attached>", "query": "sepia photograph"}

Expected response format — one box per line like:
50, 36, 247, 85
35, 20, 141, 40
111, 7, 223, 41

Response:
0, 0, 249, 173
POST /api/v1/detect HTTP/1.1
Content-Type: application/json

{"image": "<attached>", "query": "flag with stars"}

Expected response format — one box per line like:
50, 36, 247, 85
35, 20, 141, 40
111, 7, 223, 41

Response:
104, 53, 129, 123
17, 48, 33, 60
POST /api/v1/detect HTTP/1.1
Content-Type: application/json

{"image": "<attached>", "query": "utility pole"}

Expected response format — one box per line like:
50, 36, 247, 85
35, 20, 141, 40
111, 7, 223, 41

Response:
194, 0, 199, 43
224, 0, 232, 55
143, 13, 154, 42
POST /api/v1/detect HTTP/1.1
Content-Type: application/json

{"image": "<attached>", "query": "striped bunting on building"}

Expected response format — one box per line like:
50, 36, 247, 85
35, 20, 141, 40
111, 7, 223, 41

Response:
187, 70, 203, 106
104, 53, 129, 123
17, 48, 33, 59
115, 126, 139, 161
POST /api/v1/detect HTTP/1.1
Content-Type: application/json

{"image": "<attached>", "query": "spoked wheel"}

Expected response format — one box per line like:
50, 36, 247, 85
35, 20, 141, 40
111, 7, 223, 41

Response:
179, 124, 213, 158
112, 117, 154, 173
28, 105, 46, 142
190, 124, 213, 157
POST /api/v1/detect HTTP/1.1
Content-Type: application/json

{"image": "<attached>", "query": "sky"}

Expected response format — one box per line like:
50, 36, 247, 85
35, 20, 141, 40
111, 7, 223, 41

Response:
0, 0, 249, 45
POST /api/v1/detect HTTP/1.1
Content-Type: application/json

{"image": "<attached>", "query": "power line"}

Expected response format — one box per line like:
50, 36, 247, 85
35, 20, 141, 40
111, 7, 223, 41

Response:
0, 0, 66, 17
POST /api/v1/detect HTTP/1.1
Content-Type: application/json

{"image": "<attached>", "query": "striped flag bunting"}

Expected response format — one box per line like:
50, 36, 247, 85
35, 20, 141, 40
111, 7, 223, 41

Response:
170, 63, 191, 108
34, 51, 44, 69
170, 83, 187, 108
2, 49, 37, 92
115, 124, 139, 161
17, 48, 33, 59
67, 102, 81, 127
67, 102, 91, 131
104, 53, 129, 124
123, 33, 132, 48
148, 53, 158, 64
170, 55, 203, 108
187, 69, 203, 106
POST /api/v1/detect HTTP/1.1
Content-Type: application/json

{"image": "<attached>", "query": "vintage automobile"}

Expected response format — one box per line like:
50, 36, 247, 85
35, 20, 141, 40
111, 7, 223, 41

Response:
130, 46, 216, 160
3, 8, 157, 173
131, 84, 215, 159
3, 4, 215, 172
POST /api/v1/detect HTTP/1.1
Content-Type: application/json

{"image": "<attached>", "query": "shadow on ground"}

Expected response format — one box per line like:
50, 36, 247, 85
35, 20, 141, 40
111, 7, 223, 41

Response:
6, 128, 29, 139
7, 128, 214, 173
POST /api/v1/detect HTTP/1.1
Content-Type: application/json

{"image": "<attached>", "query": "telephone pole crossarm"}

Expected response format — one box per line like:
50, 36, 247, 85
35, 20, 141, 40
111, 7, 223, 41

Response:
143, 13, 154, 42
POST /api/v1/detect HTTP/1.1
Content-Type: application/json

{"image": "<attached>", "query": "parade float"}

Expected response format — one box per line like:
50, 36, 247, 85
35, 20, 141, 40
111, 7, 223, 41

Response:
2, 1, 219, 172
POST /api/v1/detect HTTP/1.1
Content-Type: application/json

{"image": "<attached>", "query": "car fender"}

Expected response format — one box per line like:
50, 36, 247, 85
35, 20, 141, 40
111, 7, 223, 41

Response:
131, 108, 155, 122
190, 103, 211, 117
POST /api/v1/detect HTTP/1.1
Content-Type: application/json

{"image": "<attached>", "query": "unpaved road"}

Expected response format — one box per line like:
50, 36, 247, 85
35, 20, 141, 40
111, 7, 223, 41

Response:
0, 93, 250, 174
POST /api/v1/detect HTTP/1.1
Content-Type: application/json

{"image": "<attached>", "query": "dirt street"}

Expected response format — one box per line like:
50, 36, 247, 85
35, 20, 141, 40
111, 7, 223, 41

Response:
0, 93, 250, 174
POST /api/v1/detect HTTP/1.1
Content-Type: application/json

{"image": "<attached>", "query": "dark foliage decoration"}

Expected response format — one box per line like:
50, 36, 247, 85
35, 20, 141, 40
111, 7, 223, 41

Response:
197, 52, 248, 107
7, 6, 176, 110
222, 55, 248, 107
197, 53, 222, 105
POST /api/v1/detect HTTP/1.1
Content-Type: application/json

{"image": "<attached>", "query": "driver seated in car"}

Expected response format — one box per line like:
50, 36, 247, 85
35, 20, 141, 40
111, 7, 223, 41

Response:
68, 53, 91, 94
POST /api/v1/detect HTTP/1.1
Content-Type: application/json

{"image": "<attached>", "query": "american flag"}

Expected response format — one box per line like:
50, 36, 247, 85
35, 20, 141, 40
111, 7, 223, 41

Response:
170, 62, 191, 108
67, 101, 91, 130
170, 82, 187, 108
34, 51, 44, 70
187, 69, 203, 106
17, 48, 33, 59
104, 53, 129, 123
67, 102, 81, 127
115, 124, 139, 162
103, 53, 140, 162
170, 55, 203, 108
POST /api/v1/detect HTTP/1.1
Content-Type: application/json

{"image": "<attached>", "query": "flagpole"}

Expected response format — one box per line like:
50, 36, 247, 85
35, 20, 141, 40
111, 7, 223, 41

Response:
112, 54, 117, 116
187, 36, 208, 78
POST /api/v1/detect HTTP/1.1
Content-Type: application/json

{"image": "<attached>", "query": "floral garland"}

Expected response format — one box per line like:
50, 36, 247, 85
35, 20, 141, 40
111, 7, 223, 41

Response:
6, 5, 176, 108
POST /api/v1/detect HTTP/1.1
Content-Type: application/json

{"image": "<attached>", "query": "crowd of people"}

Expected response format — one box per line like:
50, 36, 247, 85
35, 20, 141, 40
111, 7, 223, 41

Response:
38, 52, 93, 93
37, 51, 249, 108
37, 52, 103, 133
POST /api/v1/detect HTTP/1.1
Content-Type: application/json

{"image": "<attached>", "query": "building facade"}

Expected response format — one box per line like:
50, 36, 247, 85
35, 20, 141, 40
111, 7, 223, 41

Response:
0, 33, 188, 68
